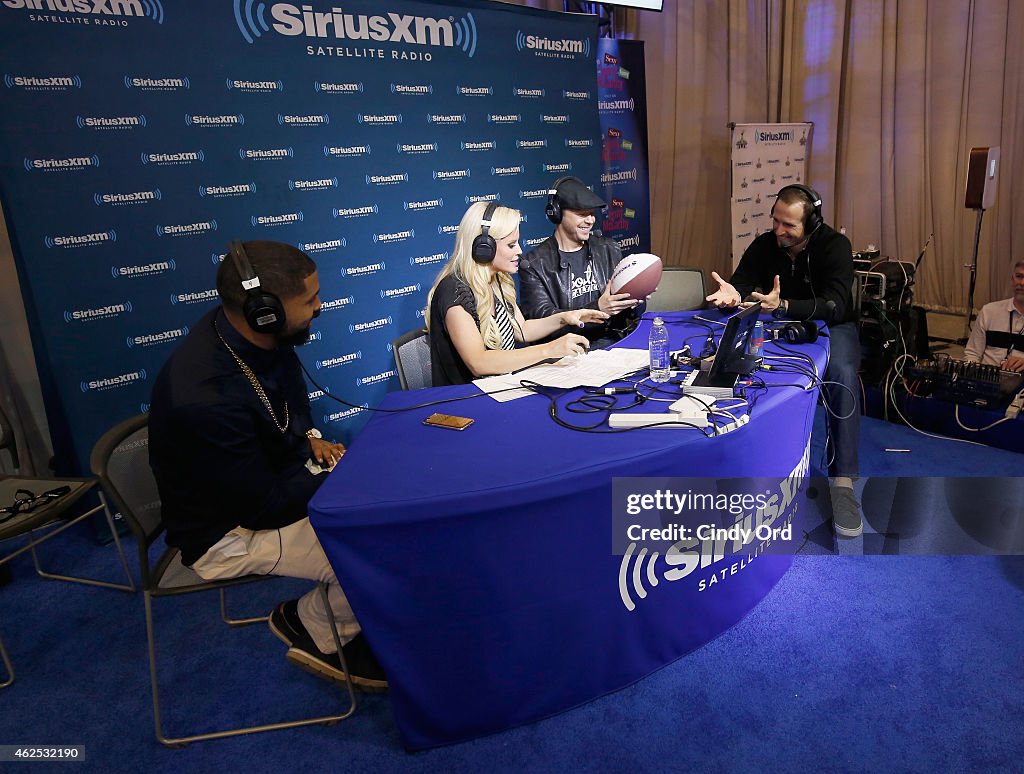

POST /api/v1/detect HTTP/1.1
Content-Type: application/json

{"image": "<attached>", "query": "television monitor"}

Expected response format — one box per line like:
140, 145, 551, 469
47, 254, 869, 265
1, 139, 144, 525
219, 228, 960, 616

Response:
686, 302, 762, 392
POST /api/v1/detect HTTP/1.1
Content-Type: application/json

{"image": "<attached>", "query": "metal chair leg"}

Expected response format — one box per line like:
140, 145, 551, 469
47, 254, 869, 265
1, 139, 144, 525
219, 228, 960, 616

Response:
219, 587, 269, 627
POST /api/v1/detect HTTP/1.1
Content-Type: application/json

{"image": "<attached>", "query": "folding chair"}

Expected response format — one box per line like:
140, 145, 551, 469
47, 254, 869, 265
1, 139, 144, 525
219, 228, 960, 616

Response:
391, 327, 432, 390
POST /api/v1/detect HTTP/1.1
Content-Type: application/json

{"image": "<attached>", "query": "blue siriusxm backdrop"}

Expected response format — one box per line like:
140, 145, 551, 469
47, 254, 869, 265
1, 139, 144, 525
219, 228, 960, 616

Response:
0, 0, 649, 472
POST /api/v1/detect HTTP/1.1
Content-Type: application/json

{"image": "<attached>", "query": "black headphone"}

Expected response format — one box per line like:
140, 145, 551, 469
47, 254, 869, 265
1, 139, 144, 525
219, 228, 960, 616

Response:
228, 240, 285, 333
471, 201, 501, 264
773, 184, 823, 234
770, 320, 819, 344
544, 175, 578, 225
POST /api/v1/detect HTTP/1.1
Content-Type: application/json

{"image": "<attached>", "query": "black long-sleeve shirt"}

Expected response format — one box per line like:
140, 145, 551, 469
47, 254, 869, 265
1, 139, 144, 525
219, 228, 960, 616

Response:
149, 307, 320, 566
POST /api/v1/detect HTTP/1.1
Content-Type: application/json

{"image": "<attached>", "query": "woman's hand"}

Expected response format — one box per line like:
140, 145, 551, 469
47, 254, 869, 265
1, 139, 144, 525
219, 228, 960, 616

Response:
560, 308, 610, 328
545, 333, 590, 359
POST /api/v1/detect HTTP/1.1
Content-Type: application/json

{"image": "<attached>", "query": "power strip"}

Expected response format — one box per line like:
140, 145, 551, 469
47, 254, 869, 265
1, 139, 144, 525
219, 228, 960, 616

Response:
608, 411, 708, 429
1006, 389, 1024, 419
715, 414, 750, 435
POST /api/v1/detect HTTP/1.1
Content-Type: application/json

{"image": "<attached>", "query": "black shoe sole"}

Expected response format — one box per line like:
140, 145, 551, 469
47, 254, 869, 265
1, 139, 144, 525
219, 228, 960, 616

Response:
285, 647, 389, 692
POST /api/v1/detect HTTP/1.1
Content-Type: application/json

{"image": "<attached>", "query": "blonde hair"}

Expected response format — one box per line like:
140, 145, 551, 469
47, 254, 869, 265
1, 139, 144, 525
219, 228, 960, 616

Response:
426, 201, 521, 350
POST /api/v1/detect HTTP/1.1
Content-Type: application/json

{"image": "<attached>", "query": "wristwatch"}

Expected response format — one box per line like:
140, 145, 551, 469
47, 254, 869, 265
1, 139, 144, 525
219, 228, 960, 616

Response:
305, 428, 322, 440
772, 299, 789, 319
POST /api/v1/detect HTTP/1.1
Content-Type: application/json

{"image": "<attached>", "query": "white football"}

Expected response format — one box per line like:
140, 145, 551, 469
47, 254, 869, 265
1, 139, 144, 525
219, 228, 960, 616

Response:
609, 253, 663, 299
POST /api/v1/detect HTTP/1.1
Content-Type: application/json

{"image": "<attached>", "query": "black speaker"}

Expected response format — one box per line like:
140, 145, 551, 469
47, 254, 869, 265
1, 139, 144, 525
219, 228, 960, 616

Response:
544, 175, 575, 225
771, 320, 819, 344
228, 240, 285, 333
964, 146, 999, 210
471, 201, 501, 264
773, 184, 823, 234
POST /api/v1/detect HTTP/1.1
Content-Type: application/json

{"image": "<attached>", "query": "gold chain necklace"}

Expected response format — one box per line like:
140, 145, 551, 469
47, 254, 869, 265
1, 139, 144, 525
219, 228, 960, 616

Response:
214, 319, 289, 433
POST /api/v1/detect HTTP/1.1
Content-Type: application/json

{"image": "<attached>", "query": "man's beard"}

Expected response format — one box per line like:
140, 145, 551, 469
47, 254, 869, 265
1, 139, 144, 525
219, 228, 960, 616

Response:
278, 325, 312, 347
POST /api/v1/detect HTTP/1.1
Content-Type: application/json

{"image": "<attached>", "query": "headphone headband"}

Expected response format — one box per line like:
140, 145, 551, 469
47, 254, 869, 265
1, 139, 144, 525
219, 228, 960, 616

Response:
774, 184, 823, 233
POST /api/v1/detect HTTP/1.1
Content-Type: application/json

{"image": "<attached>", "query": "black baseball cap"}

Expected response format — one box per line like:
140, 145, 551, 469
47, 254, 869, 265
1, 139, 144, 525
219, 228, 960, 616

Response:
554, 177, 606, 210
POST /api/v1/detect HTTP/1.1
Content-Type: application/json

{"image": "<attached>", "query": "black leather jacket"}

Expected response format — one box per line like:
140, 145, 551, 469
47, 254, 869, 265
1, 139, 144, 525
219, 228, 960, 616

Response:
519, 234, 640, 344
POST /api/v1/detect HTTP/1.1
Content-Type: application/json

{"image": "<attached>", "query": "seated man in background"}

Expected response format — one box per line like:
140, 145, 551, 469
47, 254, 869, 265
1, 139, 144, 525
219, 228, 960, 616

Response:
519, 175, 640, 348
963, 258, 1024, 372
148, 239, 386, 690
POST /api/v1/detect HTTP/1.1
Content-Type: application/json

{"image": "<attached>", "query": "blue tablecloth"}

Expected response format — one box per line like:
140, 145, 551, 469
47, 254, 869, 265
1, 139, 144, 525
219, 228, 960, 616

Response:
310, 312, 828, 749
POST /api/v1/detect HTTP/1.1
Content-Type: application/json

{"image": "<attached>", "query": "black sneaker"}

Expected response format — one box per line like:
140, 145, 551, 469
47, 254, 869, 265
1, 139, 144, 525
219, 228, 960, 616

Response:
269, 599, 305, 647
830, 485, 863, 538
286, 632, 389, 692
341, 633, 388, 693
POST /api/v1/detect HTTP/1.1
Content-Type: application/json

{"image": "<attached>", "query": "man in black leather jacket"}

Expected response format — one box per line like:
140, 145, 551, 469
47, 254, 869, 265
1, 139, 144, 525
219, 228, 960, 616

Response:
519, 176, 641, 348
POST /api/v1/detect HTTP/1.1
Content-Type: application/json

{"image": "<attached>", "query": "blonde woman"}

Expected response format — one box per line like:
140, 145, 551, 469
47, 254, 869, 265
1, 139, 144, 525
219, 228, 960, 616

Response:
426, 201, 608, 386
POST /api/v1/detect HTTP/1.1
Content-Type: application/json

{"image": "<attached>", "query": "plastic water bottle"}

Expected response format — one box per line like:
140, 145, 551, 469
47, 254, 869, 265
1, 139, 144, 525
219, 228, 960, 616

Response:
748, 320, 765, 361
649, 316, 670, 382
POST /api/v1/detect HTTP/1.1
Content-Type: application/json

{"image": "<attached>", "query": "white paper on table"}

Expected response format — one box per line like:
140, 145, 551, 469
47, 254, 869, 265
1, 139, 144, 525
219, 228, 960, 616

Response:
474, 348, 650, 402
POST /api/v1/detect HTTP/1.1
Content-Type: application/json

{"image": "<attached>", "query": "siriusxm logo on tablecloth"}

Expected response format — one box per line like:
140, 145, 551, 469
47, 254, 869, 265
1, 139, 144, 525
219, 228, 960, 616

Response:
516, 139, 547, 150
333, 204, 377, 218
404, 198, 442, 212
602, 168, 638, 184
515, 31, 589, 58
356, 370, 397, 387
289, 177, 338, 191
156, 220, 217, 237
124, 75, 189, 90
397, 142, 437, 155
373, 229, 413, 244
252, 211, 303, 227
492, 165, 524, 177
4, 73, 81, 90
241, 146, 294, 160
380, 283, 420, 300
563, 89, 590, 101
427, 113, 465, 125
433, 168, 470, 181
410, 251, 448, 266
299, 237, 346, 254
341, 262, 386, 278
279, 113, 329, 126
186, 113, 244, 127
45, 229, 116, 248
391, 83, 431, 95
234, 1, 479, 59
348, 316, 392, 334
112, 259, 175, 278
5, 0, 164, 23
80, 369, 147, 394
316, 81, 362, 93
64, 300, 131, 323
315, 351, 361, 369
320, 295, 355, 312
358, 113, 401, 125
457, 85, 491, 96
170, 288, 218, 306
324, 404, 367, 424
76, 114, 146, 129
24, 155, 99, 172
126, 326, 187, 348
226, 78, 284, 92
199, 182, 255, 198
462, 141, 496, 152
487, 113, 521, 124
543, 162, 572, 174
565, 138, 593, 149
599, 97, 635, 112
324, 144, 370, 158
142, 149, 204, 166
519, 188, 547, 200
365, 173, 407, 186
514, 87, 544, 98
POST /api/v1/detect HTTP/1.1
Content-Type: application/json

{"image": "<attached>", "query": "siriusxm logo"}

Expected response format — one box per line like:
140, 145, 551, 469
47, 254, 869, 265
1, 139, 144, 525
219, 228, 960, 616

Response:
356, 370, 397, 387
199, 182, 256, 198
410, 251, 448, 266
324, 144, 370, 158
252, 211, 303, 227
299, 237, 346, 253
599, 97, 635, 112
24, 155, 99, 171
142, 149, 204, 166
487, 113, 521, 123
308, 389, 325, 402
279, 113, 329, 126
156, 220, 217, 237
227, 78, 284, 92
514, 87, 544, 97
525, 236, 546, 248
515, 31, 589, 57
365, 173, 408, 185
516, 139, 547, 149
433, 169, 470, 181
236, 2, 479, 59
404, 198, 442, 211
241, 146, 294, 160
5, 0, 164, 22
373, 229, 414, 244
618, 234, 641, 250
341, 262, 386, 278
467, 193, 498, 204
565, 138, 593, 148
45, 229, 116, 248
438, 224, 459, 235
324, 404, 367, 423
381, 283, 421, 300
4, 73, 81, 90
315, 351, 362, 369
127, 326, 187, 348
602, 168, 638, 184
186, 113, 244, 127
333, 204, 378, 218
541, 114, 569, 124
320, 295, 355, 311
392, 83, 431, 95
80, 369, 147, 394
289, 177, 338, 191
457, 85, 492, 96
519, 188, 547, 199
171, 288, 218, 305
316, 80, 362, 93
358, 113, 402, 125
397, 142, 437, 154
564, 89, 590, 100
428, 114, 466, 125
124, 75, 189, 90
543, 162, 572, 173
64, 300, 132, 322
462, 140, 495, 152
348, 316, 392, 334
76, 114, 145, 129
112, 259, 175, 278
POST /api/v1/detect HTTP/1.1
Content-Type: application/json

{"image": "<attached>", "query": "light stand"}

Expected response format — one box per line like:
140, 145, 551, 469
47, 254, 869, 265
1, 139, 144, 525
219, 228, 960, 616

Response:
961, 206, 985, 343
